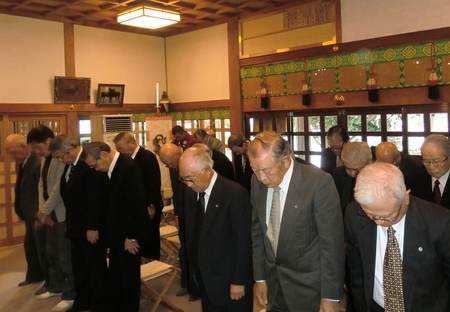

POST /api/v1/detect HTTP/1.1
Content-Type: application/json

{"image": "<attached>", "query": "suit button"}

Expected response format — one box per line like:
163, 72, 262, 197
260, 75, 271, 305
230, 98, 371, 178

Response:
276, 261, 280, 265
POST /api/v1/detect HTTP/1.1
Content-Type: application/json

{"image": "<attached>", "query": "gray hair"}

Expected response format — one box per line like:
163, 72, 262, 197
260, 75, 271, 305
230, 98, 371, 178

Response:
341, 141, 372, 165
181, 145, 214, 170
49, 134, 78, 153
421, 134, 450, 158
113, 132, 135, 144
354, 162, 406, 206
227, 134, 246, 148
248, 131, 292, 162
82, 141, 111, 160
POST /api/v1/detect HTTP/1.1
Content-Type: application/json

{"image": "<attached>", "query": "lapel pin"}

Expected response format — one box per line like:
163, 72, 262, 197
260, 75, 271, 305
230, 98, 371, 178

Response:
294, 205, 298, 209
418, 247, 423, 251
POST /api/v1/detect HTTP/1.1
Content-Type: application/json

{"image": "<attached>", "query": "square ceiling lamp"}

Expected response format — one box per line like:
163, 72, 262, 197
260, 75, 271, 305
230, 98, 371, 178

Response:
117, 6, 180, 29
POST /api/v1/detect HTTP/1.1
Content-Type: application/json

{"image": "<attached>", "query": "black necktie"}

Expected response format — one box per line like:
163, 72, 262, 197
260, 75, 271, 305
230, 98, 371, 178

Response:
434, 180, 441, 205
69, 163, 75, 175
42, 156, 52, 201
190, 192, 205, 273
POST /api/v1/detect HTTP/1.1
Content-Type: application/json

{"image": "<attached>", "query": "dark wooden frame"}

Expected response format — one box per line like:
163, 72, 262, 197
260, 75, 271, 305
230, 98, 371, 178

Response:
54, 76, 91, 104
96, 83, 125, 107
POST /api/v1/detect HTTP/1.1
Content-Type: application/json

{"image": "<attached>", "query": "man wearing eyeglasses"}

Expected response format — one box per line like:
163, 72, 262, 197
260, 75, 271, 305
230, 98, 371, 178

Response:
179, 146, 253, 311
345, 162, 450, 311
416, 134, 450, 209
249, 131, 344, 312
83, 141, 147, 312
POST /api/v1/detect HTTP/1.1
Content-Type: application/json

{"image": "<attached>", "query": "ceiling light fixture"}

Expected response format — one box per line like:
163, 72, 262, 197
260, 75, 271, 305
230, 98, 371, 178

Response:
117, 6, 180, 30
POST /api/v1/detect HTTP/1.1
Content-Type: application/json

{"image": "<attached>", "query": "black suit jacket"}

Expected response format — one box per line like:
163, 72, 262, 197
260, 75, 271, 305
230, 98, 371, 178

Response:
398, 153, 428, 198
345, 196, 450, 312
321, 148, 337, 174
14, 151, 41, 222
212, 149, 235, 181
414, 170, 450, 209
60, 160, 109, 239
233, 154, 253, 194
105, 154, 147, 248
133, 147, 163, 212
332, 166, 355, 214
184, 174, 253, 305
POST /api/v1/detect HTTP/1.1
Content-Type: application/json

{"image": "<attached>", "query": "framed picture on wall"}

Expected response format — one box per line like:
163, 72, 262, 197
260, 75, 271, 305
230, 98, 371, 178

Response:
54, 76, 91, 104
96, 84, 125, 106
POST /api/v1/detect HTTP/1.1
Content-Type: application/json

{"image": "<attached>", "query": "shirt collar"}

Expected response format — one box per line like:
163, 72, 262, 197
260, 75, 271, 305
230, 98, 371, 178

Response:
131, 145, 139, 159
204, 170, 218, 197
108, 150, 120, 175
278, 157, 294, 193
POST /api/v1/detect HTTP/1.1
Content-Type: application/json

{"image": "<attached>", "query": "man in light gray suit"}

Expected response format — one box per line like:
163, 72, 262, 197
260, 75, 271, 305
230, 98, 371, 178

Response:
248, 131, 345, 312
28, 125, 76, 312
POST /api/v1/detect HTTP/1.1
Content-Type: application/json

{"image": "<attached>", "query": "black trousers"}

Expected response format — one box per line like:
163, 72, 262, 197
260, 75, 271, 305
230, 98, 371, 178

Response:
106, 246, 141, 312
196, 270, 253, 312
70, 237, 107, 312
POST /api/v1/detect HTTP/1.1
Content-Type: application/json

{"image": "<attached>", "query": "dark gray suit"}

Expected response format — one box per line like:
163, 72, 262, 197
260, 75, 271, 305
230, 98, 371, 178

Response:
345, 196, 450, 311
15, 151, 47, 283
251, 160, 345, 311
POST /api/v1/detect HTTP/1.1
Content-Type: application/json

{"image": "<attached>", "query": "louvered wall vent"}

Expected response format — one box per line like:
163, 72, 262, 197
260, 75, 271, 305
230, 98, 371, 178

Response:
103, 115, 132, 133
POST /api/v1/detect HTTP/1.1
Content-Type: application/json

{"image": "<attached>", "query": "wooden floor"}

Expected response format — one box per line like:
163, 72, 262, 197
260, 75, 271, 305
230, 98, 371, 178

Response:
0, 243, 347, 312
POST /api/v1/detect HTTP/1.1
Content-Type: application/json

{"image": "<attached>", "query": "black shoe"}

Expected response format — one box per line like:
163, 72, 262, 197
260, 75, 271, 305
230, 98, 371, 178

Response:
176, 288, 188, 297
18, 279, 43, 287
188, 294, 201, 302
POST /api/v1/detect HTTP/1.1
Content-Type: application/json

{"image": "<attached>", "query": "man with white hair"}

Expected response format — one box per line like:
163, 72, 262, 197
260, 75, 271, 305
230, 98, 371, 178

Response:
345, 162, 450, 311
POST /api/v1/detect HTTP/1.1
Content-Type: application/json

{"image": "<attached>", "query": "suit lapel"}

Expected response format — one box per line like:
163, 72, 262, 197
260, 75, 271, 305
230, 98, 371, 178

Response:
357, 218, 377, 307
277, 163, 303, 256
200, 176, 223, 241
402, 202, 427, 311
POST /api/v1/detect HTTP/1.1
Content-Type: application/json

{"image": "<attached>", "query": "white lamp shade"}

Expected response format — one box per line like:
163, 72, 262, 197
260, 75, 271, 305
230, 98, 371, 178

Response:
117, 6, 180, 29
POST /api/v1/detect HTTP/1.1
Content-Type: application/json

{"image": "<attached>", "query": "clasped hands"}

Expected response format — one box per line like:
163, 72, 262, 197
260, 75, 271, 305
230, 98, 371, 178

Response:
124, 238, 139, 255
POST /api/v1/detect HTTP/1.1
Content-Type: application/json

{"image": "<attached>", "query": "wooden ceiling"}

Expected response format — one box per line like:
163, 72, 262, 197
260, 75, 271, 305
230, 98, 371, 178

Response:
0, 0, 310, 37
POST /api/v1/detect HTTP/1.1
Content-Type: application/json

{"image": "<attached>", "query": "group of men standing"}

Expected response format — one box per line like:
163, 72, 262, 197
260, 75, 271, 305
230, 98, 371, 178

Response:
7, 123, 450, 312
6, 126, 163, 312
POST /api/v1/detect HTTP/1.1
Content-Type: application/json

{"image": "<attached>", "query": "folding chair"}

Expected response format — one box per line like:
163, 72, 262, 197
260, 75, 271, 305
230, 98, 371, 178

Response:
140, 260, 183, 312
161, 204, 175, 225
160, 225, 178, 264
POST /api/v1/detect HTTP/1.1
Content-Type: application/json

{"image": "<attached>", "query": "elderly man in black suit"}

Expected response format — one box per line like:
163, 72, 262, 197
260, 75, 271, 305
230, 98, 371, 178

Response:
375, 142, 428, 198
179, 145, 253, 311
417, 134, 450, 209
249, 131, 344, 312
83, 142, 147, 312
5, 134, 47, 293
49, 135, 108, 312
227, 134, 253, 194
113, 132, 164, 262
345, 162, 450, 311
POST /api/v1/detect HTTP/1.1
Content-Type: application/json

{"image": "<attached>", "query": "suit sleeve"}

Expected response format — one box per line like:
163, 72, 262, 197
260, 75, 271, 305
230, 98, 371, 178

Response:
344, 203, 365, 311
251, 174, 266, 281
142, 151, 163, 212
40, 161, 65, 215
228, 182, 253, 285
313, 173, 345, 300
124, 163, 147, 241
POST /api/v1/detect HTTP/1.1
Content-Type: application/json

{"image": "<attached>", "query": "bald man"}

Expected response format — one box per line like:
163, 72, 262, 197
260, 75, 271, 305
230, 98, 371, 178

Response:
159, 143, 190, 297
375, 142, 427, 197
5, 134, 47, 292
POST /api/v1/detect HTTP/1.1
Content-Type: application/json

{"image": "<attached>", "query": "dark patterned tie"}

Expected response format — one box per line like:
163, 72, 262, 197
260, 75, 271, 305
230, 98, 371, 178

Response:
267, 187, 281, 255
190, 192, 205, 273
242, 154, 247, 172
383, 226, 405, 312
434, 179, 441, 205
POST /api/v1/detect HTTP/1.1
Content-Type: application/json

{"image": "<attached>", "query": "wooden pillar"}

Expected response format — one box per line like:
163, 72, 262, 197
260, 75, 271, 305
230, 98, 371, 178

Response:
227, 18, 244, 135
63, 23, 79, 141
